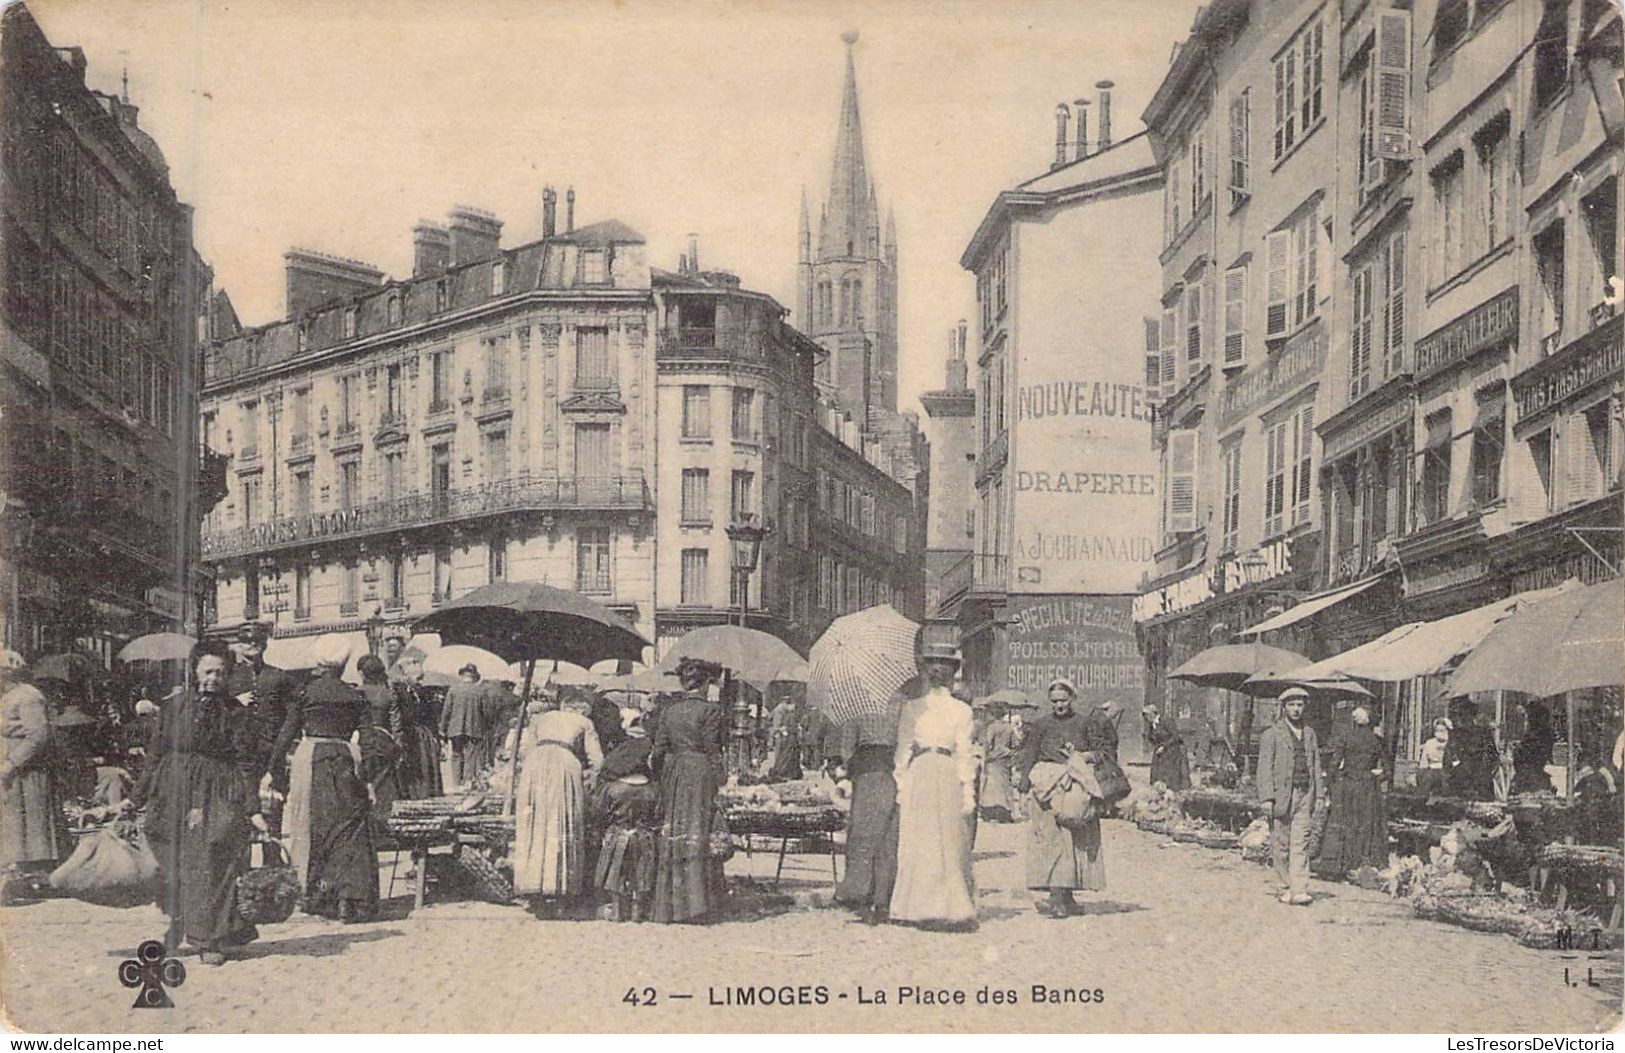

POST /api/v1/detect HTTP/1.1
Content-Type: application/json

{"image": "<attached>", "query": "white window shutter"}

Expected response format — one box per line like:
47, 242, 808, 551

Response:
1351, 266, 1370, 399
1186, 281, 1204, 363
1229, 92, 1250, 195
1265, 229, 1292, 338
1161, 306, 1178, 388
1386, 232, 1406, 374
1168, 429, 1199, 534
1223, 267, 1247, 366
1294, 405, 1315, 523
1144, 316, 1162, 396
1376, 10, 1411, 161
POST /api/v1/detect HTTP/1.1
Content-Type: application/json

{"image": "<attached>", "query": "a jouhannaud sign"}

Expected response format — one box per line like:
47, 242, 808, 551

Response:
1131, 536, 1294, 624
1414, 288, 1518, 380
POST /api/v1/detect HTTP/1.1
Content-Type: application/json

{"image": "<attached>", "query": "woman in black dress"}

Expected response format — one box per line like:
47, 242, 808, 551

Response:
1511, 702, 1557, 796
1313, 705, 1388, 878
1143, 705, 1191, 791
356, 655, 401, 828
265, 634, 378, 923
389, 659, 443, 800
650, 658, 727, 924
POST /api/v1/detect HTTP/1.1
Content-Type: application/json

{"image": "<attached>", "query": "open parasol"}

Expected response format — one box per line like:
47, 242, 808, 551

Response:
807, 604, 920, 726
117, 632, 196, 663
660, 625, 806, 690
1167, 642, 1310, 692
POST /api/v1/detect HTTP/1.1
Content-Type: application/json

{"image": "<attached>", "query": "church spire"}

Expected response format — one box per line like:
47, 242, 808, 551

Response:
820, 31, 873, 261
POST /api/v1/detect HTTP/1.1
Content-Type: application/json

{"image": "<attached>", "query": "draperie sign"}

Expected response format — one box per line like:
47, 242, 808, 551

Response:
1414, 287, 1518, 380
1011, 360, 1158, 595
1216, 321, 1327, 430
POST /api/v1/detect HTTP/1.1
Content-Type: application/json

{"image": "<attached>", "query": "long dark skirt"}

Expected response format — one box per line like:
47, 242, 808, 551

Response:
1150, 744, 1191, 791
1313, 774, 1387, 878
296, 742, 378, 917
142, 753, 257, 948
652, 752, 724, 923
836, 744, 899, 911
396, 725, 443, 800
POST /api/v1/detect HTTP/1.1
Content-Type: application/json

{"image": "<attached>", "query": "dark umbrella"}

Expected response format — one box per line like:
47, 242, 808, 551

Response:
411, 582, 651, 815
1167, 642, 1310, 692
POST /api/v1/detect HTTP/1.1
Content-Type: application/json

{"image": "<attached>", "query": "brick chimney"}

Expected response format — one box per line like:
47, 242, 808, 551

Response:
946, 319, 968, 391
412, 221, 450, 278
542, 187, 557, 238
284, 249, 384, 319
447, 206, 502, 266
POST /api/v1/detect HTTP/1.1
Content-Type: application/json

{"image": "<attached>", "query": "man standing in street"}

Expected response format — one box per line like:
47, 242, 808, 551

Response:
1256, 686, 1320, 906
440, 663, 492, 788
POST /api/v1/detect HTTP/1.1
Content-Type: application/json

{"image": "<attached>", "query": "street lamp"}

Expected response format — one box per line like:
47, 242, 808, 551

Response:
364, 605, 385, 656
724, 515, 770, 773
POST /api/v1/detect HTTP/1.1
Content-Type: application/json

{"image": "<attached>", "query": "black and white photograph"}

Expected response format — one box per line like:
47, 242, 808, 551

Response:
0, 0, 1621, 1036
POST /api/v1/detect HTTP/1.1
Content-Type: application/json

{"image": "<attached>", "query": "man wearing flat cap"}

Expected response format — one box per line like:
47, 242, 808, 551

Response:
1256, 686, 1320, 905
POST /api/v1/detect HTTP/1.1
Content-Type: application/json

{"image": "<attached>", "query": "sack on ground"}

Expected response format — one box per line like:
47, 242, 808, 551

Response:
49, 821, 159, 908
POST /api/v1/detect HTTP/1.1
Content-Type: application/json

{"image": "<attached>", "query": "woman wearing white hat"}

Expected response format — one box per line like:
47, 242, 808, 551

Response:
264, 633, 379, 923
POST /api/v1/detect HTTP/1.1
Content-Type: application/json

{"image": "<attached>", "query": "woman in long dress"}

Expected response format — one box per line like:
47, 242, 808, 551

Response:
888, 649, 977, 929
1015, 678, 1114, 918
355, 655, 401, 829
512, 695, 602, 913
651, 658, 728, 924
266, 634, 378, 923
1313, 706, 1388, 878
0, 656, 65, 877
133, 649, 264, 965
976, 705, 1018, 822
388, 659, 443, 800
1144, 705, 1191, 791
592, 715, 659, 922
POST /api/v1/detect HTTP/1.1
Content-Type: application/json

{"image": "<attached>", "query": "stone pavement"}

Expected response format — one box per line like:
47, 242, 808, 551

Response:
2, 818, 1619, 1034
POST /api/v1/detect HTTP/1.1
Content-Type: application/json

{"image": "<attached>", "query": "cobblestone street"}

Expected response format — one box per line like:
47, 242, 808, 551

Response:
3, 816, 1619, 1034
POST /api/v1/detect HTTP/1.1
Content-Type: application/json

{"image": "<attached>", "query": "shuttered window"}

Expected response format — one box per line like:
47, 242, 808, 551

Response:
1351, 264, 1373, 400
1186, 280, 1204, 363
1228, 90, 1250, 202
1223, 267, 1247, 367
1166, 429, 1199, 535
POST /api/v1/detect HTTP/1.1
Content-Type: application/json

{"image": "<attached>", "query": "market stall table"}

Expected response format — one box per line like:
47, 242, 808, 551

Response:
725, 805, 846, 889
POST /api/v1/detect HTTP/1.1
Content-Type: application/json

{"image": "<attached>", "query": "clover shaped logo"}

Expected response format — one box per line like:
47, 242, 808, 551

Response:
119, 939, 186, 1008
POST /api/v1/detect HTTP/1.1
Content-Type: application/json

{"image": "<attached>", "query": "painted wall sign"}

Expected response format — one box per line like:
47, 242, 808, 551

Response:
1414, 287, 1518, 380
1216, 320, 1327, 431
1321, 392, 1416, 463
997, 594, 1143, 696
1512, 317, 1623, 421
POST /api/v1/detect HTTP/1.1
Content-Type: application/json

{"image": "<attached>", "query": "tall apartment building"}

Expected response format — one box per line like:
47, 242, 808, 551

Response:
200, 198, 659, 648
1135, 0, 1621, 767
0, 4, 208, 660
948, 82, 1161, 758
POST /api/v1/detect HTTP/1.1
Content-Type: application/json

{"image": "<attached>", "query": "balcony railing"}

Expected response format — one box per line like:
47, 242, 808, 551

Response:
656, 326, 767, 360
202, 471, 653, 559
938, 552, 1011, 607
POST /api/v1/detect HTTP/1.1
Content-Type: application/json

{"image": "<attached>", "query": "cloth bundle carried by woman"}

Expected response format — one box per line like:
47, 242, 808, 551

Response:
49, 819, 160, 908
1028, 752, 1131, 830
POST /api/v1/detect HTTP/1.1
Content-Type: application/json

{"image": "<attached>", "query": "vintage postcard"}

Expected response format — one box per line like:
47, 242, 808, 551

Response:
0, 0, 1621, 1036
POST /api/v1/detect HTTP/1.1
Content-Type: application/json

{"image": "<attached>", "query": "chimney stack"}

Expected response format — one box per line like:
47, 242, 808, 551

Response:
1096, 80, 1115, 150
1052, 103, 1071, 170
542, 187, 557, 238
284, 248, 384, 319
687, 233, 700, 274
447, 206, 502, 266
565, 188, 576, 234
413, 221, 451, 278
945, 320, 969, 391
1074, 99, 1091, 160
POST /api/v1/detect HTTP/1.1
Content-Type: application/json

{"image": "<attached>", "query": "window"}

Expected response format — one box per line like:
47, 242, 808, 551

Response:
1534, 222, 1566, 351
680, 548, 709, 605
292, 469, 312, 517
1265, 204, 1321, 337
382, 449, 405, 501
434, 278, 449, 314
1185, 278, 1203, 363
336, 374, 358, 432
385, 555, 405, 607
1292, 207, 1320, 327
1166, 429, 1199, 536
338, 460, 360, 510
574, 423, 611, 476
1533, 0, 1570, 109
290, 388, 311, 441
731, 387, 755, 440
1581, 179, 1620, 323
240, 400, 259, 456
994, 356, 1007, 432
1470, 392, 1505, 508
1351, 264, 1374, 399
433, 545, 453, 602
1290, 405, 1315, 526
1160, 304, 1178, 389
1220, 441, 1243, 553
340, 561, 359, 614
386, 363, 403, 418
1166, 158, 1183, 242
1188, 121, 1208, 214
574, 327, 611, 389
1419, 411, 1453, 526
293, 564, 311, 619
1434, 0, 1469, 58
491, 259, 505, 296
682, 385, 711, 438
484, 429, 509, 483
681, 468, 710, 524
429, 351, 453, 411
240, 474, 261, 525
731, 470, 755, 522
1431, 156, 1465, 284
581, 250, 608, 285
488, 537, 507, 583
576, 528, 612, 593
1382, 231, 1407, 377
482, 335, 508, 396
387, 294, 401, 327
343, 307, 357, 339
1264, 417, 1290, 537
1475, 119, 1511, 254
244, 570, 259, 620
1563, 402, 1615, 506
431, 444, 452, 501
1273, 14, 1325, 161
1228, 90, 1251, 203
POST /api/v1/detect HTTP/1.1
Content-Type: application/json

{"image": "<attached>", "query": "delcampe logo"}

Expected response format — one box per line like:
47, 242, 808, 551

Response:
119, 939, 186, 1008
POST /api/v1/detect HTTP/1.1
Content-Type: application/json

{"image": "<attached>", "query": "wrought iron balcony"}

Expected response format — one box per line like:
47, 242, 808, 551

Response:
937, 552, 1011, 608
656, 326, 768, 360
201, 471, 652, 559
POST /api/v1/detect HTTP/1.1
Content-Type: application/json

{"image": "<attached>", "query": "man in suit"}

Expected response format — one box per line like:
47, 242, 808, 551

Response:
440, 663, 492, 787
1256, 686, 1320, 906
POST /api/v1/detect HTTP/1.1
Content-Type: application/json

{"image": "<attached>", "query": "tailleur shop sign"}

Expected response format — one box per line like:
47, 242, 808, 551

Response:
1414, 288, 1518, 380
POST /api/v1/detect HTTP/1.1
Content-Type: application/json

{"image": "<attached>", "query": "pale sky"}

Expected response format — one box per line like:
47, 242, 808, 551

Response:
31, 0, 1199, 417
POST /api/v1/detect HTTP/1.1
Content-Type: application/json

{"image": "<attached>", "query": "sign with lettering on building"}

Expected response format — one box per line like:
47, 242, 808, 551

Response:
1414, 287, 1518, 380
1216, 320, 1328, 431
997, 594, 1142, 697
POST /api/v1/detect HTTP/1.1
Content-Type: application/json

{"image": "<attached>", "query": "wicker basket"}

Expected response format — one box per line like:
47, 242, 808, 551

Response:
1537, 843, 1624, 872
1169, 827, 1204, 844
1196, 830, 1241, 850
1431, 894, 1532, 937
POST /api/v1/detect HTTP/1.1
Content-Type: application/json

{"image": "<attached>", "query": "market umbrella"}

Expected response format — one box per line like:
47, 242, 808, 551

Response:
600, 668, 681, 694
660, 625, 805, 690
807, 604, 920, 726
1241, 669, 1374, 699
423, 645, 518, 683
1167, 642, 1309, 692
117, 632, 196, 663
412, 581, 648, 667
1445, 578, 1625, 698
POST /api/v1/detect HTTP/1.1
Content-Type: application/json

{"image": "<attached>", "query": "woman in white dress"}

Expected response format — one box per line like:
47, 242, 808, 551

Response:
512, 696, 602, 915
888, 645, 977, 929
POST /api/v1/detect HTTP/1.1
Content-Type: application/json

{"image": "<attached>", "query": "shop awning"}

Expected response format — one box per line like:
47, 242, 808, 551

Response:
1289, 582, 1576, 682
1237, 575, 1385, 637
